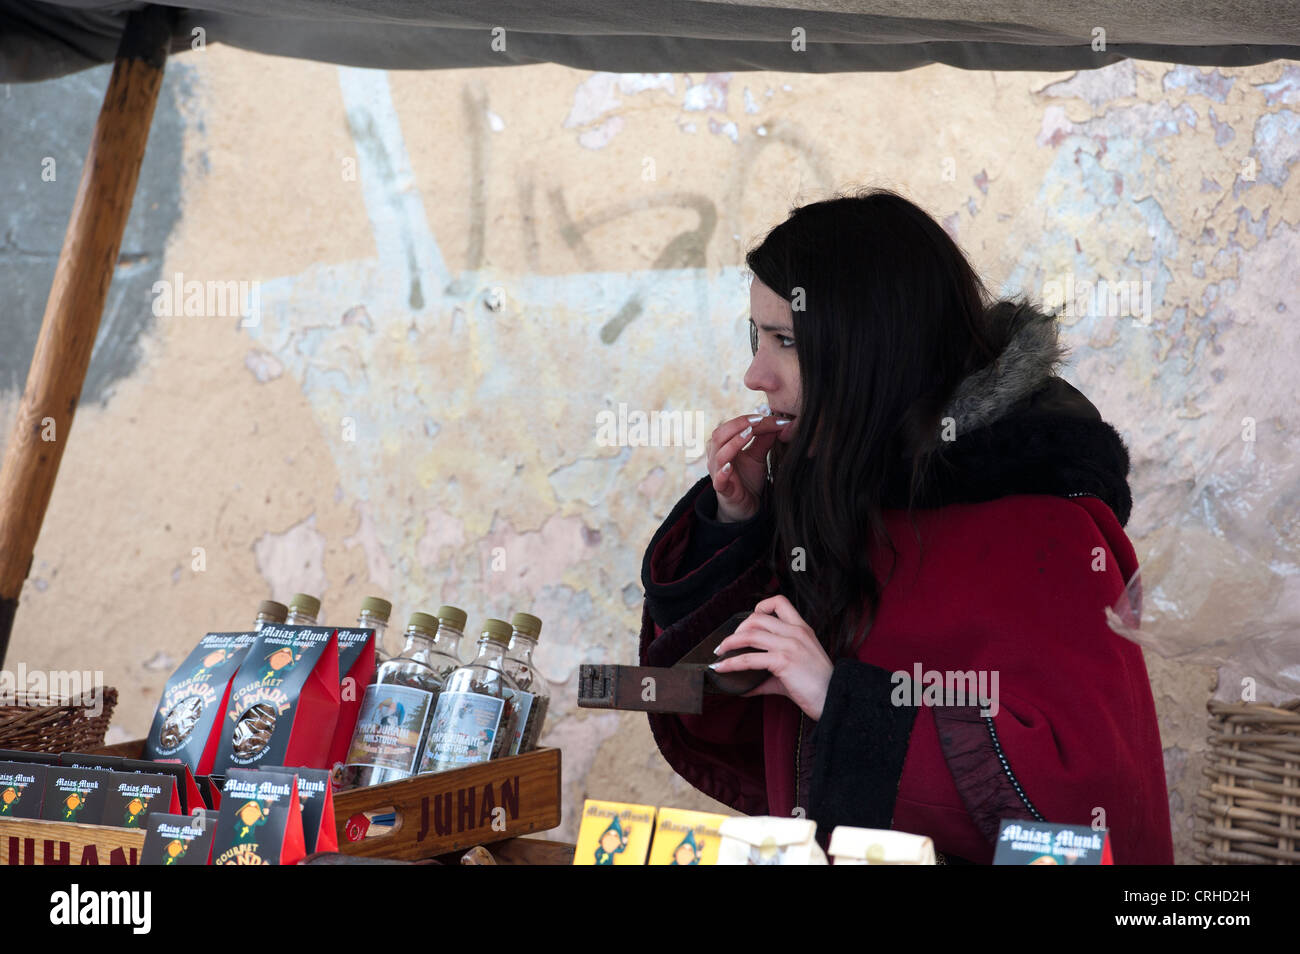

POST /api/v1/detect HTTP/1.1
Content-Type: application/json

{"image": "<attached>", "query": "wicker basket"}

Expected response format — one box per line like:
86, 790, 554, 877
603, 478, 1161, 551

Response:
0, 687, 118, 753
1194, 698, 1300, 864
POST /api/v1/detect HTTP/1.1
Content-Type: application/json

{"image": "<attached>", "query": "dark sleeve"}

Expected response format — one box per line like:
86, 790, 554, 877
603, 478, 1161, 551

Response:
808, 659, 918, 839
641, 475, 773, 632
678, 483, 761, 573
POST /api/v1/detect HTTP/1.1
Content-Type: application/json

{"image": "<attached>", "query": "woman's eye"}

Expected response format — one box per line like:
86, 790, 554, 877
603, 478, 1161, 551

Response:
747, 323, 794, 354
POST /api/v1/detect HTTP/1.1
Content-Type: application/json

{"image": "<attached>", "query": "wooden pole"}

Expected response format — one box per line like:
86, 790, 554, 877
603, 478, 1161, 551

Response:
0, 7, 174, 668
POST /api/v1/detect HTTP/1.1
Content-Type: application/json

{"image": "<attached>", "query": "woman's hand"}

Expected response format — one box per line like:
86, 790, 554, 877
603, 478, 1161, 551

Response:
705, 409, 790, 522
710, 595, 834, 720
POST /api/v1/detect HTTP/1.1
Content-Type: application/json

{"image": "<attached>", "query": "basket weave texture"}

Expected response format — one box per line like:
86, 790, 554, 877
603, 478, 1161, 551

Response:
1195, 698, 1300, 864
0, 687, 118, 753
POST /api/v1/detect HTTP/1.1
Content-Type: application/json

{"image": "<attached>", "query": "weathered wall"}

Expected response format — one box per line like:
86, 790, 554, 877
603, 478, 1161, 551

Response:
3, 49, 1298, 860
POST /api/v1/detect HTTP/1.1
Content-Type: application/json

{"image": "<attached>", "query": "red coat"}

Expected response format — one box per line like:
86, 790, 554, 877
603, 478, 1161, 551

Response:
639, 352, 1176, 866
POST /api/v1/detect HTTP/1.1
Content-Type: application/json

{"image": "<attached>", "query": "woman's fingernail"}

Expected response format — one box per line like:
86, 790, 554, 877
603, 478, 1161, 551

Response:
775, 419, 791, 426
720, 462, 731, 473
708, 661, 722, 670
755, 403, 770, 415
740, 425, 752, 439
747, 415, 764, 423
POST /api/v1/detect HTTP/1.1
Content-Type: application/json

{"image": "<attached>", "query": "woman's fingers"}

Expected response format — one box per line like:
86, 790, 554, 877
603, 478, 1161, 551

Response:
709, 414, 786, 512
713, 417, 786, 473
708, 414, 763, 497
754, 594, 804, 624
711, 413, 768, 453
711, 647, 783, 672
714, 615, 797, 658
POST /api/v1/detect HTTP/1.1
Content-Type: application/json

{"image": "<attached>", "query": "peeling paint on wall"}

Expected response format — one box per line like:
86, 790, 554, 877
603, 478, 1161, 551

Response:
4, 50, 1297, 854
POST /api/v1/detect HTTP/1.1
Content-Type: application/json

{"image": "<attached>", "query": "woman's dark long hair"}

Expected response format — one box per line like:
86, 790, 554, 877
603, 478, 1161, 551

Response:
746, 187, 1007, 659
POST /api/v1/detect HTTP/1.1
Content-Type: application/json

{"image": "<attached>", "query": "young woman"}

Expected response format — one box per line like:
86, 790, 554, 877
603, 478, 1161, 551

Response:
638, 189, 1174, 864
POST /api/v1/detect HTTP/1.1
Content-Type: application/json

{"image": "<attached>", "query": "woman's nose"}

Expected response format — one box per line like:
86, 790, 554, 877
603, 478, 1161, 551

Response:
744, 355, 775, 394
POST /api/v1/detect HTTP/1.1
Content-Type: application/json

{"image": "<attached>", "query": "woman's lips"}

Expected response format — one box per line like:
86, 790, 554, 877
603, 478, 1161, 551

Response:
773, 410, 797, 441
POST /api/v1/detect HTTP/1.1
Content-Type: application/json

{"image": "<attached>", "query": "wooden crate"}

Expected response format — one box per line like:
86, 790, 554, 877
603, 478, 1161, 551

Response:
82, 738, 567, 862
333, 747, 562, 861
0, 817, 146, 865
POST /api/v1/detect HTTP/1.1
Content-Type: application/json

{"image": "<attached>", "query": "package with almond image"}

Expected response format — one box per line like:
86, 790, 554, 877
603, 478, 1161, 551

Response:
145, 632, 259, 774
212, 625, 340, 774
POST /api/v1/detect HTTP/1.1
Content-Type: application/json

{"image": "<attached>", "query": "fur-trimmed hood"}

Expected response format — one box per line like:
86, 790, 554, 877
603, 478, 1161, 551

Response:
885, 300, 1135, 526
941, 299, 1069, 434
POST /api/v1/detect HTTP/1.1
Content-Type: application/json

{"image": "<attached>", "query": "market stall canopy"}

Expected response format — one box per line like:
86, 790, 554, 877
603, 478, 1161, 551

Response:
3, 0, 1300, 82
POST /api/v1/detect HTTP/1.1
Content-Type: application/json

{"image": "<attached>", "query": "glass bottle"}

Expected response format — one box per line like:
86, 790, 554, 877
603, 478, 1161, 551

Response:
342, 612, 444, 788
416, 620, 520, 774
430, 604, 469, 678
285, 593, 321, 626
359, 596, 394, 680
254, 600, 288, 631
502, 611, 550, 754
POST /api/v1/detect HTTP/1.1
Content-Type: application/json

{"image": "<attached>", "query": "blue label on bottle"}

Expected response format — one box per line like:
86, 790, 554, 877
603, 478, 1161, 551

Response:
346, 683, 436, 773
419, 691, 505, 770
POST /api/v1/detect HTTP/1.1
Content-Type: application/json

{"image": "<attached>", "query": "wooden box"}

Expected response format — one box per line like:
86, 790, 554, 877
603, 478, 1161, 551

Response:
333, 747, 562, 861
7, 738, 565, 863
0, 817, 146, 865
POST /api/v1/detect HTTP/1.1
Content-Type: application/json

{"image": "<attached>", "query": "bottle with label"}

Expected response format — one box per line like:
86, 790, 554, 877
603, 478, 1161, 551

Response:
285, 593, 321, 626
416, 620, 520, 774
502, 611, 550, 755
254, 600, 288, 631
342, 612, 445, 787
359, 597, 394, 680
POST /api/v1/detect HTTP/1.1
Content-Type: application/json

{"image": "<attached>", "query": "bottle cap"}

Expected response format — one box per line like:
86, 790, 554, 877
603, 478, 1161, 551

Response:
407, 612, 439, 637
510, 612, 542, 639
360, 597, 392, 621
288, 593, 321, 618
436, 605, 468, 631
256, 600, 288, 623
480, 619, 513, 644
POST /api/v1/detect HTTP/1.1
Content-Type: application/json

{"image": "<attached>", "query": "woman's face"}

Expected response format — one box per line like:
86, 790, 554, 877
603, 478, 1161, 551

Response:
744, 279, 801, 444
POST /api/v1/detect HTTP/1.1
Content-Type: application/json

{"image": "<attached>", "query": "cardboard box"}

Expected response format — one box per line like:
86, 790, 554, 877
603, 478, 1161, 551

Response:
260, 764, 337, 854
648, 807, 731, 865
211, 767, 306, 865
993, 819, 1113, 865
0, 762, 47, 819
41, 768, 108, 826
572, 799, 656, 865
101, 771, 181, 829
140, 812, 215, 865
